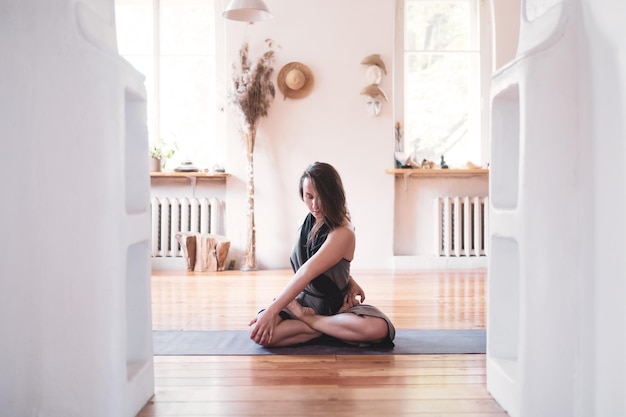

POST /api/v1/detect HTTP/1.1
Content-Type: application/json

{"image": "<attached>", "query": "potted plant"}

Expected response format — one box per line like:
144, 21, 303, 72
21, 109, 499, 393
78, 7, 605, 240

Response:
149, 138, 178, 172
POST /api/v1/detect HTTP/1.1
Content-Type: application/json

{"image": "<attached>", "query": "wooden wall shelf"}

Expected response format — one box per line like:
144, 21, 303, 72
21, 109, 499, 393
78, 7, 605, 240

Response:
150, 171, 229, 179
150, 171, 229, 196
386, 168, 489, 178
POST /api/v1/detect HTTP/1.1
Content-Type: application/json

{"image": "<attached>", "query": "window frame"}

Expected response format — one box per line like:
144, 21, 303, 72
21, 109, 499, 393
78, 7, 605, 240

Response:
115, 0, 224, 170
394, 0, 492, 167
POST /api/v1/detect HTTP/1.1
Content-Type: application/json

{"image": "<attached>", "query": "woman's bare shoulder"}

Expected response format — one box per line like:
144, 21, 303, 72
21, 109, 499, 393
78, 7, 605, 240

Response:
327, 224, 355, 250
331, 223, 355, 236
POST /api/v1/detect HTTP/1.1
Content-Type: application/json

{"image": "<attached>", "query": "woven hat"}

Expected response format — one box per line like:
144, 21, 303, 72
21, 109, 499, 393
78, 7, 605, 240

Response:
277, 62, 313, 99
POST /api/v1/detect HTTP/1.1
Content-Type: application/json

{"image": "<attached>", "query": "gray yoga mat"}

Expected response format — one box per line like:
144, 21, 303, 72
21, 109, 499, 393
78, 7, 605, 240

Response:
153, 329, 486, 355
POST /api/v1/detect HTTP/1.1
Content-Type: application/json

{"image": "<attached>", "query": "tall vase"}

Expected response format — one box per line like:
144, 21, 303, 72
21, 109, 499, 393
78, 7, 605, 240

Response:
241, 131, 257, 271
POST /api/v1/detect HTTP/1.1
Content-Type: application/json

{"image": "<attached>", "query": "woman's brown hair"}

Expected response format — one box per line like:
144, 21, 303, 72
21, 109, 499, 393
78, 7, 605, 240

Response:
299, 162, 351, 242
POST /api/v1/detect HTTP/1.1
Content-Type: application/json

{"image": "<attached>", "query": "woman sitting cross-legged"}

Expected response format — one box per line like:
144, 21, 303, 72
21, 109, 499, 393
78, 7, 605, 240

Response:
249, 162, 395, 348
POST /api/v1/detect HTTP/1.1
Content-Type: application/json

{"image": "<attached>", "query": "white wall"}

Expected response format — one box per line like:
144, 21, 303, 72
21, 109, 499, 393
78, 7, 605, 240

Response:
220, 0, 397, 270
575, 1, 626, 414
149, 0, 498, 271
214, 0, 493, 271
392, 175, 489, 268
487, 0, 626, 416
0, 1, 154, 416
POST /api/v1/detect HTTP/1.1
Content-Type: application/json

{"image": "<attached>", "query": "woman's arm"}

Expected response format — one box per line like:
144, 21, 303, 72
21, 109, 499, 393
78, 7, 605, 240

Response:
249, 225, 355, 344
272, 225, 355, 308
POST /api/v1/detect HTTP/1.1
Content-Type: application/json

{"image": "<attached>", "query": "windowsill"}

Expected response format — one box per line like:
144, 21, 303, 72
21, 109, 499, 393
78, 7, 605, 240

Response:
386, 168, 489, 178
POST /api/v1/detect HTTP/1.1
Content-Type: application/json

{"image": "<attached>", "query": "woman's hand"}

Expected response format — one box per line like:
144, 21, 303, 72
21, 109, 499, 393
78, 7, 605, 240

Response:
340, 276, 366, 312
249, 307, 282, 345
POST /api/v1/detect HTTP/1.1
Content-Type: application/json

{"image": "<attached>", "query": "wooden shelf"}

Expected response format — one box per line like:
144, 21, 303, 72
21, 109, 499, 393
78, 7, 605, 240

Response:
150, 172, 229, 196
150, 171, 229, 180
386, 168, 489, 178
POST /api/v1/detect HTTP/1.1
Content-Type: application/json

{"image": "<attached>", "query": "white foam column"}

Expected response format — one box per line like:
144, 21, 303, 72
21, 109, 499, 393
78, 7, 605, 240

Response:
0, 1, 154, 416
488, 2, 582, 415
488, 0, 626, 416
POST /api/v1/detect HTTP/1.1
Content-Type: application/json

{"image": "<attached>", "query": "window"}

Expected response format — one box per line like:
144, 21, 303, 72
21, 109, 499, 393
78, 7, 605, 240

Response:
400, 0, 486, 168
115, 0, 219, 169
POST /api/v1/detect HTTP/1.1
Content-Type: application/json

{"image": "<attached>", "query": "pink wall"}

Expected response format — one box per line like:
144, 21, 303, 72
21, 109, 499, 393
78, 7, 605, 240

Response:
221, 0, 397, 269
220, 0, 492, 270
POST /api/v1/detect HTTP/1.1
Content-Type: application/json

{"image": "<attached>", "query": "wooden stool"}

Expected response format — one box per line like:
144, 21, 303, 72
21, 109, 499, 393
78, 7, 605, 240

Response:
175, 232, 231, 272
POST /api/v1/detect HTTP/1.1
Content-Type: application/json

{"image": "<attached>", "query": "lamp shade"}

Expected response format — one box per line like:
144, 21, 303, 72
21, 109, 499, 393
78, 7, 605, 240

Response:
222, 0, 272, 22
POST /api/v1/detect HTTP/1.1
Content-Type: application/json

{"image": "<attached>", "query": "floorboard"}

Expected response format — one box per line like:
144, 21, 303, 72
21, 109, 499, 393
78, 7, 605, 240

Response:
138, 269, 507, 417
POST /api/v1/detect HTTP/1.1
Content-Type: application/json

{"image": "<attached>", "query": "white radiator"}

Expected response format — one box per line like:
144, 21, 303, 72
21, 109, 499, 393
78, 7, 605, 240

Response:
434, 196, 488, 257
150, 196, 223, 258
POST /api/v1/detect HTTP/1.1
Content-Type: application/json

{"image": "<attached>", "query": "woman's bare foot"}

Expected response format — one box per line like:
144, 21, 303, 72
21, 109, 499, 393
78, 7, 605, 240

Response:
286, 299, 315, 320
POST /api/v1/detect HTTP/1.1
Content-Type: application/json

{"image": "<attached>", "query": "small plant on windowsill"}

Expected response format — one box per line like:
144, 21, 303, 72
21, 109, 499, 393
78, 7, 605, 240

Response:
149, 138, 178, 172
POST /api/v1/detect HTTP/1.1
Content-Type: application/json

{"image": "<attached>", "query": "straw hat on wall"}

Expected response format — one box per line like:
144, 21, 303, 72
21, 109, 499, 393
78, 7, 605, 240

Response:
277, 62, 314, 99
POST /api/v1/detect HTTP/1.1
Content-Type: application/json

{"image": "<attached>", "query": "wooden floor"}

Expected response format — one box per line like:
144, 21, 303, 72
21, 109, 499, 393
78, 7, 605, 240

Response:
138, 269, 507, 417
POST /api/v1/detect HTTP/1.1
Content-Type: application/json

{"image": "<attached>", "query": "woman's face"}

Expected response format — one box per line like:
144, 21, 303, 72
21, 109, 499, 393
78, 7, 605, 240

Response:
302, 177, 323, 220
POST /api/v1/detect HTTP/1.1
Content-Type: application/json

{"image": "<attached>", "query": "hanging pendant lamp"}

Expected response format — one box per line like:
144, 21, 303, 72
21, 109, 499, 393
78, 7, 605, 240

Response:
222, 0, 273, 22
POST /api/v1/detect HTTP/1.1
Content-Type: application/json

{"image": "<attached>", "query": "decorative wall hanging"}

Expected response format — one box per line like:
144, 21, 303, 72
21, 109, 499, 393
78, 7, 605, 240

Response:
277, 62, 314, 99
360, 54, 388, 117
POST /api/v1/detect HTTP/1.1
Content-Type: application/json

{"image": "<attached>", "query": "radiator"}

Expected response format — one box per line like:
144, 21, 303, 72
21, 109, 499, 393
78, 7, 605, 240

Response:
150, 196, 223, 258
434, 196, 488, 257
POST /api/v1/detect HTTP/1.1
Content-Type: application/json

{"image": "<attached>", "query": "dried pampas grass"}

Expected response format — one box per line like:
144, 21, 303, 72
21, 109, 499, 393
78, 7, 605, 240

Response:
227, 39, 278, 271
228, 39, 277, 151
